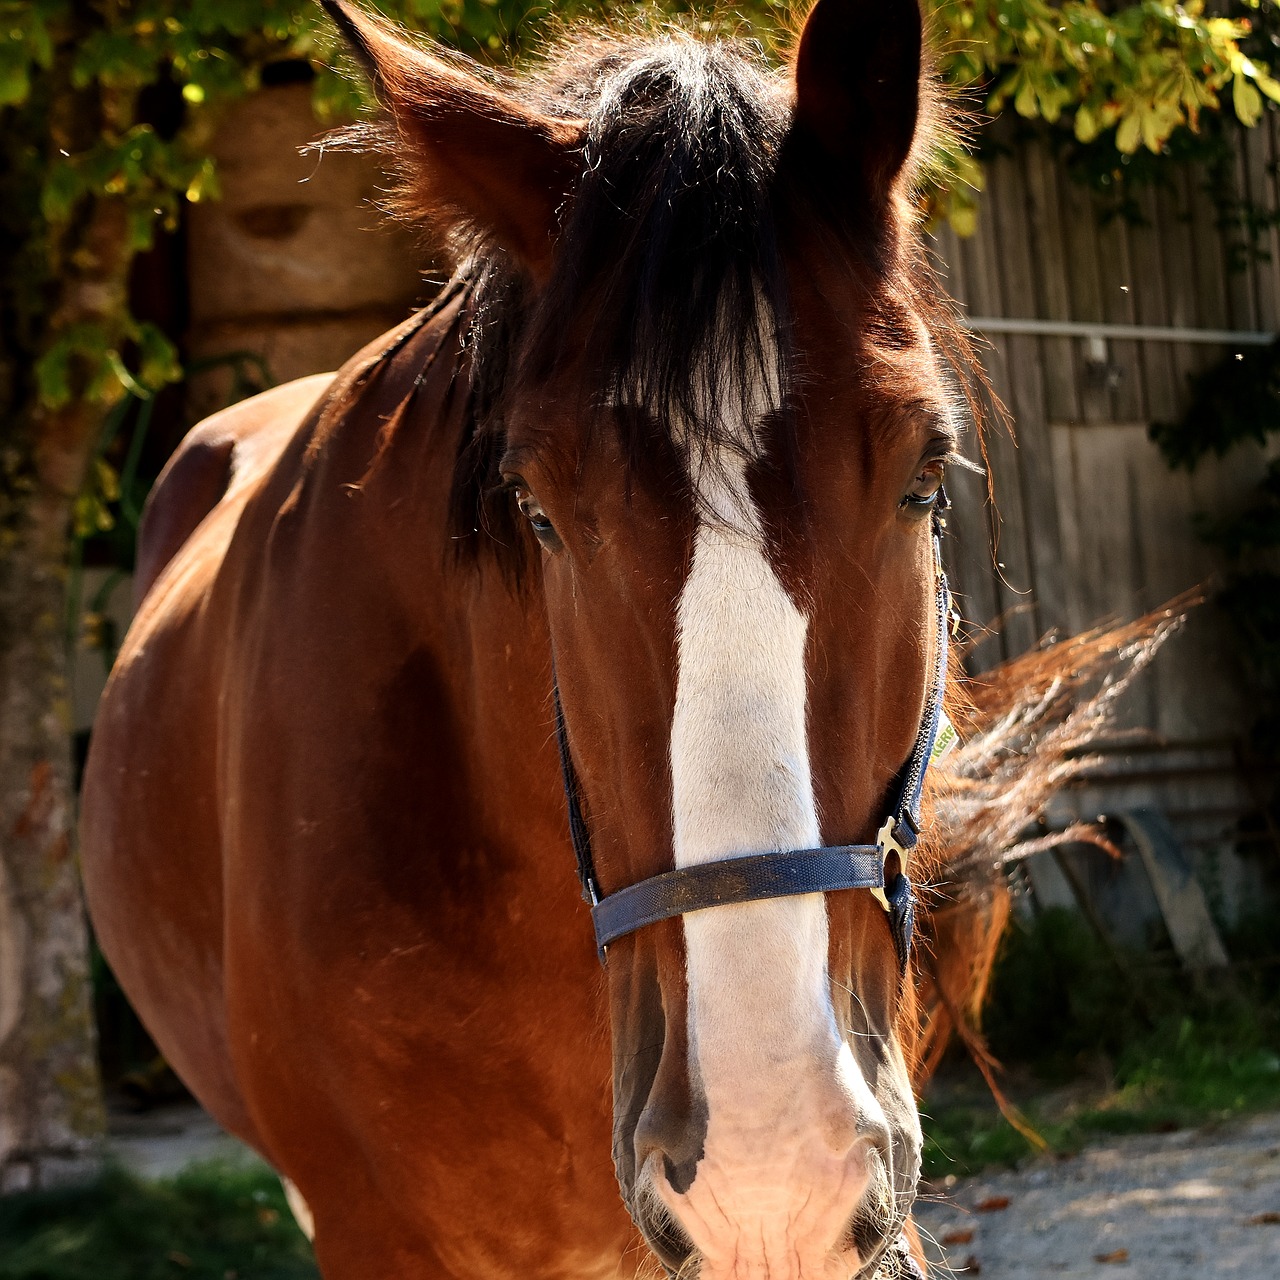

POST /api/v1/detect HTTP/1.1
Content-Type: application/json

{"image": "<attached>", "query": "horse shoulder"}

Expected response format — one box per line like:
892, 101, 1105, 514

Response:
134, 372, 336, 606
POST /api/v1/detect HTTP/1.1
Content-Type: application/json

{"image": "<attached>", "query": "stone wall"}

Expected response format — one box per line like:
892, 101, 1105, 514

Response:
186, 81, 426, 419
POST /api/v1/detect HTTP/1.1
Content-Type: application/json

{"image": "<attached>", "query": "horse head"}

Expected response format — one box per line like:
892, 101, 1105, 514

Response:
327, 2, 964, 1275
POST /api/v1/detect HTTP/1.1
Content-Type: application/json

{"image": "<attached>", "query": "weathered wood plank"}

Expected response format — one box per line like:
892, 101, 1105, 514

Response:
942, 461, 1004, 671
1022, 142, 1080, 422
1153, 172, 1203, 425
1187, 156, 1232, 334
1050, 421, 1251, 742
982, 150, 1045, 656
1131, 184, 1181, 423
948, 157, 1030, 660
1117, 809, 1230, 970
989, 148, 1069, 636
1226, 126, 1260, 329
1060, 171, 1113, 424
1244, 115, 1280, 333
1100, 203, 1150, 424
945, 135, 1266, 888
1049, 422, 1156, 729
929, 222, 968, 308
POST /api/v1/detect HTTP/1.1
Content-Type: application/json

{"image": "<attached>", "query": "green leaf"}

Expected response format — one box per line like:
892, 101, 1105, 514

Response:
1014, 73, 1038, 119
28, 18, 53, 70
184, 157, 219, 204
1254, 68, 1280, 106
947, 199, 978, 238
1233, 72, 1264, 127
35, 342, 72, 410
0, 51, 30, 106
1116, 112, 1143, 154
126, 205, 155, 253
1141, 107, 1165, 153
136, 324, 181, 391
105, 351, 145, 399
94, 457, 121, 504
41, 163, 84, 224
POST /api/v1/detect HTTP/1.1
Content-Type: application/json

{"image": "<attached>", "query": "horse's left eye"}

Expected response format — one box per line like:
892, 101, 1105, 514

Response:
514, 487, 549, 526
511, 485, 561, 549
902, 462, 945, 512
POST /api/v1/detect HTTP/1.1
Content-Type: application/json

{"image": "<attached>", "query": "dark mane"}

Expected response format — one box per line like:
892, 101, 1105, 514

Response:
446, 33, 795, 559
333, 22, 986, 565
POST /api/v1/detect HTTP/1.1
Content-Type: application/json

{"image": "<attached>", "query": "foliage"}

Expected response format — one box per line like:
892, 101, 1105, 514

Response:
1150, 343, 1280, 832
3, 0, 1279, 486
1152, 339, 1280, 466
0, 1161, 317, 1280
936, 0, 1276, 147
922, 908, 1280, 1178
927, 0, 1280, 231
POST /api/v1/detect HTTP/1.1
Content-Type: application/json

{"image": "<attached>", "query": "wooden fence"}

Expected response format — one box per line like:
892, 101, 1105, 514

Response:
929, 124, 1280, 923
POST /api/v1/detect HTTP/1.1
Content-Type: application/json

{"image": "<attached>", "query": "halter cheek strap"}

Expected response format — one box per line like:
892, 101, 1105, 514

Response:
553, 537, 953, 969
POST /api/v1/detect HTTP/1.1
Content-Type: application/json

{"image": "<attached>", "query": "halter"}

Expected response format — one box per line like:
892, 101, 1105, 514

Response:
553, 534, 954, 970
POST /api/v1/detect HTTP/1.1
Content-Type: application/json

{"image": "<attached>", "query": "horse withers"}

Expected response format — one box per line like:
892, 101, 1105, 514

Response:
80, 1, 974, 1276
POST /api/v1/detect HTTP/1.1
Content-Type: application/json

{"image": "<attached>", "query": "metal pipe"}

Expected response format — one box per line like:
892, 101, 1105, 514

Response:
964, 316, 1275, 346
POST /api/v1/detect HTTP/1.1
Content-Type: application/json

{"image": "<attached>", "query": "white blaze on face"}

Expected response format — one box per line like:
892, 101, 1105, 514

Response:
660, 337, 888, 1279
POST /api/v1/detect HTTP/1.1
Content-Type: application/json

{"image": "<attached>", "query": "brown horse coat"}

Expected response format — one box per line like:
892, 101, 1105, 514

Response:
87, 301, 638, 1276
83, 2, 978, 1277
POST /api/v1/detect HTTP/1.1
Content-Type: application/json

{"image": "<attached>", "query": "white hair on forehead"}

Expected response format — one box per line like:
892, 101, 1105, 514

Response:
657, 309, 887, 1268
671, 289, 784, 530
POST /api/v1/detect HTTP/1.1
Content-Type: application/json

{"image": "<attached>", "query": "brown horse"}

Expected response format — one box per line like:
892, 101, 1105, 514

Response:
81, 1, 981, 1276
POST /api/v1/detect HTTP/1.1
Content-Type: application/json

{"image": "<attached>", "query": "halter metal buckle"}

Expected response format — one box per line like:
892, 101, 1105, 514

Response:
871, 816, 909, 913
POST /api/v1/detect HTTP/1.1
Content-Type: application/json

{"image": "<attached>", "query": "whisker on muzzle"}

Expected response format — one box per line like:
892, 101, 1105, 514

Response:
846, 1145, 898, 1271
636, 1169, 701, 1277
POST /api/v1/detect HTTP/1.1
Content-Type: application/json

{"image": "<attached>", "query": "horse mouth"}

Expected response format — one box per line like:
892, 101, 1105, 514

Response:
631, 1181, 700, 1276
630, 1150, 905, 1280
846, 1145, 907, 1279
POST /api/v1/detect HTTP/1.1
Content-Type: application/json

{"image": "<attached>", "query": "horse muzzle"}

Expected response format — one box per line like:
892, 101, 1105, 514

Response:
633, 1128, 901, 1280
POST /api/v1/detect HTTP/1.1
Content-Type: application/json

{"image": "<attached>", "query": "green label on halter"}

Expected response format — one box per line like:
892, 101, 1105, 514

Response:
930, 713, 959, 764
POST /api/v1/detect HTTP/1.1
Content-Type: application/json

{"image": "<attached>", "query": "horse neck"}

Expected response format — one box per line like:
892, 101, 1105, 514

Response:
347, 294, 569, 885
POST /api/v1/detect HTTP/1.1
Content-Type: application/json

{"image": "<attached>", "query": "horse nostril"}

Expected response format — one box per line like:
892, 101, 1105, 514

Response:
634, 1102, 706, 1200
661, 1151, 697, 1195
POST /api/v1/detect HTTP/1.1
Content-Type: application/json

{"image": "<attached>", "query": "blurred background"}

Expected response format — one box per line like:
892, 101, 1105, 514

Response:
2, 1, 1280, 1275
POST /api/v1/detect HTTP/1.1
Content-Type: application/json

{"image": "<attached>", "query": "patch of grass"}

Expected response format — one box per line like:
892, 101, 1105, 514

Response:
921, 907, 1280, 1179
0, 1161, 318, 1280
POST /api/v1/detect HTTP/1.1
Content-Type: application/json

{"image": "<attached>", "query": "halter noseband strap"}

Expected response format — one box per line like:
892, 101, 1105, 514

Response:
553, 537, 953, 969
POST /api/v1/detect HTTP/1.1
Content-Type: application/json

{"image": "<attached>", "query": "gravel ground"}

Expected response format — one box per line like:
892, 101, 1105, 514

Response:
914, 1112, 1280, 1278
110, 1103, 1280, 1276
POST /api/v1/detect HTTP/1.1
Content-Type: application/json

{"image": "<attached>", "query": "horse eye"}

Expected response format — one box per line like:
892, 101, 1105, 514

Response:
512, 485, 560, 546
902, 462, 945, 513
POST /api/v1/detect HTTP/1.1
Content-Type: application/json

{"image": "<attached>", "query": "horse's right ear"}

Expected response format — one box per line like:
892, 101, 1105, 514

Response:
787, 0, 924, 207
321, 1, 585, 279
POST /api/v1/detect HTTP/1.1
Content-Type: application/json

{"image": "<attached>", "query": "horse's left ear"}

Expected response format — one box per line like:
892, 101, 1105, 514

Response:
787, 0, 924, 204
322, 0, 585, 278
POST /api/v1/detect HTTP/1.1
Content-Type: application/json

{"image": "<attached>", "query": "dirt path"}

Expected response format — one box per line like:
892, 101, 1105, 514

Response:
913, 1112, 1280, 1277
111, 1103, 1280, 1275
